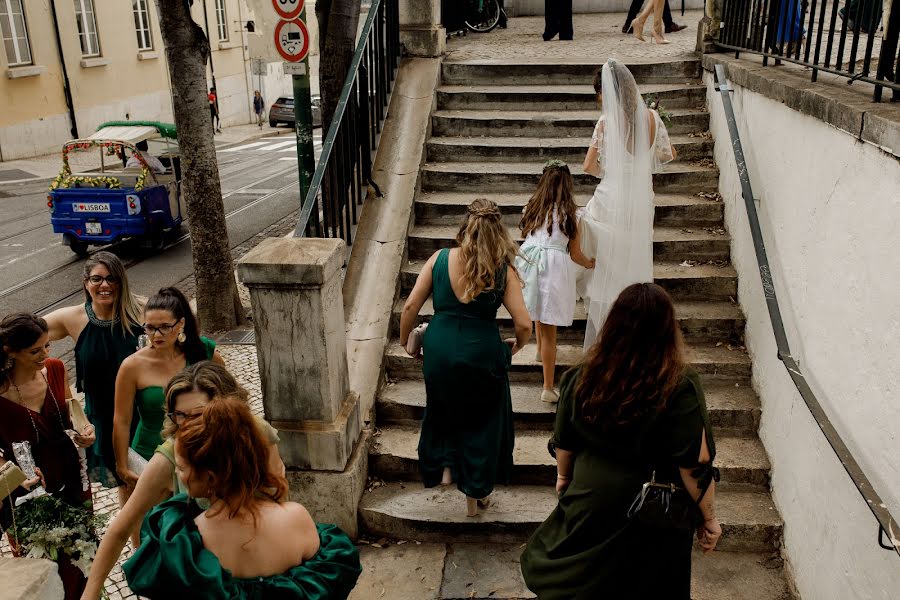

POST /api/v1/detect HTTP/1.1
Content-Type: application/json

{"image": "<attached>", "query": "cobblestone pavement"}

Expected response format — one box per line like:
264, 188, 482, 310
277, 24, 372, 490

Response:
1, 345, 261, 599
446, 11, 703, 62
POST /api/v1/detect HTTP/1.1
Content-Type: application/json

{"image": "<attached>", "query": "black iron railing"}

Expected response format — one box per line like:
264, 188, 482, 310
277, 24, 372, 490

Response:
718, 0, 899, 101
713, 64, 900, 558
293, 0, 400, 240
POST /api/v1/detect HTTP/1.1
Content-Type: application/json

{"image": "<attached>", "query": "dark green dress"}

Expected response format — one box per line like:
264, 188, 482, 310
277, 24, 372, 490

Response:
520, 367, 717, 600
131, 336, 217, 459
417, 248, 515, 499
123, 494, 362, 599
74, 302, 142, 488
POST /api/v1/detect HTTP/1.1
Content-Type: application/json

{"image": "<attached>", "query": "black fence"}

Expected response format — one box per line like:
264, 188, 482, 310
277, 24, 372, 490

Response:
294, 0, 401, 240
718, 0, 899, 101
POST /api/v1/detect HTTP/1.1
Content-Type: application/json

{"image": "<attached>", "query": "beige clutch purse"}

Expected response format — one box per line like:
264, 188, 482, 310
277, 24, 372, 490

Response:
67, 398, 91, 433
0, 460, 27, 501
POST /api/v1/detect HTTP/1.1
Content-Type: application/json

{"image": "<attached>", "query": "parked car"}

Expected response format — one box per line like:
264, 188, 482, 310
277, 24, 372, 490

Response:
269, 95, 322, 128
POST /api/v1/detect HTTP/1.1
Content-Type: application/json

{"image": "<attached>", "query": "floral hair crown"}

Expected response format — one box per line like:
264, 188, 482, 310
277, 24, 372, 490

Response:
543, 159, 568, 171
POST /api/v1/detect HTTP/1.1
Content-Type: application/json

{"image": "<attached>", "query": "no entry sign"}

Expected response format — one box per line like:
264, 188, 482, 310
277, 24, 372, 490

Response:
274, 18, 309, 62
272, 0, 303, 20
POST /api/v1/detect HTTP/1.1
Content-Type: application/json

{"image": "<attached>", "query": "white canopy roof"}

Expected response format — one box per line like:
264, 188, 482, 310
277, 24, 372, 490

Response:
87, 125, 161, 144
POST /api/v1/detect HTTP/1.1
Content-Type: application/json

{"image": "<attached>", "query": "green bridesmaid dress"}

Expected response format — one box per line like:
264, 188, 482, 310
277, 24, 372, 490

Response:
123, 494, 362, 599
130, 336, 217, 460
520, 367, 717, 600
417, 248, 515, 499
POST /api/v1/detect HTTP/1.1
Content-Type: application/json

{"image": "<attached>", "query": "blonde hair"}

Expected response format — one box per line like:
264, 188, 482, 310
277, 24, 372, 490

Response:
162, 361, 249, 438
82, 252, 143, 335
455, 199, 520, 303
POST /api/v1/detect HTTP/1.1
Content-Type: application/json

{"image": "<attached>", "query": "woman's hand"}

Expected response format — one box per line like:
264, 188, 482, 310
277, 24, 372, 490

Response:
73, 424, 96, 448
555, 475, 571, 494
117, 467, 139, 489
696, 517, 721, 553
21, 467, 45, 491
504, 338, 520, 355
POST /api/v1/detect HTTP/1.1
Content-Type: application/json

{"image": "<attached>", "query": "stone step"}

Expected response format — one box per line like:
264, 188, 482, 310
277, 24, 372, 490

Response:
426, 135, 714, 164
432, 108, 711, 137
420, 161, 720, 194
414, 191, 725, 228
377, 380, 762, 438
436, 83, 708, 111
385, 341, 752, 383
407, 224, 731, 263
359, 482, 782, 552
440, 58, 702, 86
400, 259, 738, 301
390, 297, 744, 344
370, 425, 771, 489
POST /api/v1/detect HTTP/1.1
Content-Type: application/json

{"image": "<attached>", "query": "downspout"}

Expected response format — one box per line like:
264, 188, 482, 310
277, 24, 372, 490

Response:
202, 1, 218, 100
49, 0, 79, 138
237, 0, 252, 121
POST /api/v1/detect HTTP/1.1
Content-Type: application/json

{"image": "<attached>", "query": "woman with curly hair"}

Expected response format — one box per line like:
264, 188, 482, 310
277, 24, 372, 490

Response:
400, 198, 531, 517
520, 283, 720, 599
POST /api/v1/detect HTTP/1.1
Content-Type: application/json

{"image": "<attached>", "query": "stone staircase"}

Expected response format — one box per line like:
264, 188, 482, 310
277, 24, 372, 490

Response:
359, 58, 795, 598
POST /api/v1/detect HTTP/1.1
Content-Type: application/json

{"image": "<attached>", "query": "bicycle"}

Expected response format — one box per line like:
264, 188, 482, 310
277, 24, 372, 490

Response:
465, 0, 503, 33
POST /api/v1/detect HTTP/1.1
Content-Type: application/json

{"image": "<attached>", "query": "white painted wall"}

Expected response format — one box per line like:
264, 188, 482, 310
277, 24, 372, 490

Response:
0, 113, 71, 161
507, 0, 705, 16
703, 71, 900, 599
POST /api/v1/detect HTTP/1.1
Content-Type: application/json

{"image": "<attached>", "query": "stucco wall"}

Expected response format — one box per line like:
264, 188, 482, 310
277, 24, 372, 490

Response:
703, 72, 900, 599
507, 0, 705, 16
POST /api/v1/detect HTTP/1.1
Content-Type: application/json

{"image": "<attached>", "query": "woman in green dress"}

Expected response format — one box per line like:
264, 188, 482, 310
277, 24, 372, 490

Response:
123, 397, 361, 599
44, 252, 143, 495
400, 199, 532, 517
520, 283, 721, 599
82, 361, 285, 600
112, 287, 223, 543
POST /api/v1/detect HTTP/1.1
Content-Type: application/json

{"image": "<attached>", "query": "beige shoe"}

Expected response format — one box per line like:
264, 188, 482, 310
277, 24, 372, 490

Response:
541, 389, 559, 403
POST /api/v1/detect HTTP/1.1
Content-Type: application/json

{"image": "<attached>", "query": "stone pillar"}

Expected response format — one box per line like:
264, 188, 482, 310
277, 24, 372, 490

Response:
400, 0, 446, 57
237, 237, 367, 536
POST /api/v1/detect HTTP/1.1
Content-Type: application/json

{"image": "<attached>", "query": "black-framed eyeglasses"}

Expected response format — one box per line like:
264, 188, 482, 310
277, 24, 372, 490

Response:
166, 410, 202, 426
143, 322, 178, 336
87, 275, 120, 286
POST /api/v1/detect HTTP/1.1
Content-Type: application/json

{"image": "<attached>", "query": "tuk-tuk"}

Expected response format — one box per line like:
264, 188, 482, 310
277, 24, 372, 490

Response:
48, 121, 184, 255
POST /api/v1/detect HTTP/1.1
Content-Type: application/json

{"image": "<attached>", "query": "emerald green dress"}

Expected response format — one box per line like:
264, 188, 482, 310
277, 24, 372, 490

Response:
131, 336, 216, 459
417, 248, 515, 499
520, 367, 717, 600
74, 302, 142, 487
123, 494, 362, 599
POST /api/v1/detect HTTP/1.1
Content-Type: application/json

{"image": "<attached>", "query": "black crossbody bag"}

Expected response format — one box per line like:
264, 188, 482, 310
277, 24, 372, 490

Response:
626, 469, 712, 531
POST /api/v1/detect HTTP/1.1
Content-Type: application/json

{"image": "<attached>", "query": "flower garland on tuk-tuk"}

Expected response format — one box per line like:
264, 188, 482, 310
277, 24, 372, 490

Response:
50, 140, 152, 192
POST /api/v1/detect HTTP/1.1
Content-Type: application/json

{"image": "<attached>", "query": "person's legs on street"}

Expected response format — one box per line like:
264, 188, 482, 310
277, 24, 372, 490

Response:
623, 0, 644, 33
559, 0, 574, 39
543, 0, 559, 40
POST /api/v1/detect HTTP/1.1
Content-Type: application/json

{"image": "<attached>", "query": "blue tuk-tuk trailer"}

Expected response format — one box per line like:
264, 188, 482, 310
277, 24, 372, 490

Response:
48, 122, 183, 255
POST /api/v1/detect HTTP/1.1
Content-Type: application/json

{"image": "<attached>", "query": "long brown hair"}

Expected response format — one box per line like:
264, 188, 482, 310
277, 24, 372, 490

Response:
176, 397, 288, 523
519, 162, 578, 241
455, 199, 520, 303
576, 283, 685, 429
81, 252, 143, 335
0, 313, 48, 393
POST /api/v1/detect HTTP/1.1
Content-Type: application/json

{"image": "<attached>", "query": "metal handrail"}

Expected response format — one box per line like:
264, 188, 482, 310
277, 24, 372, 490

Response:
293, 0, 400, 240
713, 64, 899, 558
716, 0, 899, 101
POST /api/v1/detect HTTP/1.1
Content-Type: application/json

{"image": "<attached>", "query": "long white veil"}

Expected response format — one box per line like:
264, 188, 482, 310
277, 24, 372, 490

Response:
582, 59, 655, 348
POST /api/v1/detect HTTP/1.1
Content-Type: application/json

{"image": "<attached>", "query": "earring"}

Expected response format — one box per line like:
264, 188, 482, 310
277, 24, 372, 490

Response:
3, 358, 12, 370
177, 331, 187, 343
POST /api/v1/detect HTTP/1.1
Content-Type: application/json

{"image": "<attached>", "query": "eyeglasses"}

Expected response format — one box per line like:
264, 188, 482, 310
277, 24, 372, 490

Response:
166, 409, 202, 426
87, 275, 120, 286
143, 322, 178, 336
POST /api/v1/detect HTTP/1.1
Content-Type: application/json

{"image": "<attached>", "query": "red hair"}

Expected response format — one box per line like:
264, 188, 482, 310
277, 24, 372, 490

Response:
176, 397, 287, 521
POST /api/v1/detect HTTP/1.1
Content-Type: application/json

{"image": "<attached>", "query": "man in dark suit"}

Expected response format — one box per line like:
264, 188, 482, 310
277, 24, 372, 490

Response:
544, 0, 574, 40
622, 0, 688, 34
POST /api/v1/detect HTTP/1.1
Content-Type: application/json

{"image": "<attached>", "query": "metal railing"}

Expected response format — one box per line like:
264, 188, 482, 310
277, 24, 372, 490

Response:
717, 0, 899, 101
713, 64, 899, 558
293, 0, 400, 240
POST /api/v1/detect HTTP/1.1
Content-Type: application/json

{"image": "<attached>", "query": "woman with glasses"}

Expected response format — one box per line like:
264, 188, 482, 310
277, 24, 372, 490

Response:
81, 362, 285, 600
44, 252, 143, 504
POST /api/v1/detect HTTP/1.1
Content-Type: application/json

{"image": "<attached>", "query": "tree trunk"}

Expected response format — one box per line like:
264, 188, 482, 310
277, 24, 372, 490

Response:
318, 0, 362, 132
155, 0, 244, 332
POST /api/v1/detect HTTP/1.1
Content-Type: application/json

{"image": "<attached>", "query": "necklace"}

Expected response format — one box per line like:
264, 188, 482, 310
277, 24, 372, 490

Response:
85, 301, 119, 327
10, 370, 67, 444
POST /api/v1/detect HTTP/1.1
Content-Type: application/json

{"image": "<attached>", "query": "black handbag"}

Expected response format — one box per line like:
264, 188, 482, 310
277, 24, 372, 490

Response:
626, 470, 704, 531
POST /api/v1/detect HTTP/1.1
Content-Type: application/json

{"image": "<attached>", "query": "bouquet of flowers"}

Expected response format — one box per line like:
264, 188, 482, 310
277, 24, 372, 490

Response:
12, 494, 107, 576
645, 96, 674, 129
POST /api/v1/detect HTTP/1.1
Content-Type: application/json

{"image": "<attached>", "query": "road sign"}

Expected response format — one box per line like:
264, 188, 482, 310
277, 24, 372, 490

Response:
274, 18, 309, 62
271, 0, 303, 20
283, 62, 306, 75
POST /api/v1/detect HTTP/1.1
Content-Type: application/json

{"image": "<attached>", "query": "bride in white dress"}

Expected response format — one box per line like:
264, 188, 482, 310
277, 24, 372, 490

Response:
578, 59, 677, 348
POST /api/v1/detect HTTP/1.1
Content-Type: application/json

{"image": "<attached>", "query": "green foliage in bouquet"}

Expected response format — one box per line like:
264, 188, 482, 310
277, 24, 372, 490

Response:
13, 494, 107, 576
645, 96, 674, 129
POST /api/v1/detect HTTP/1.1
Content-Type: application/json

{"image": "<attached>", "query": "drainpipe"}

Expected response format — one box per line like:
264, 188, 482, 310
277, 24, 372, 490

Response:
202, 1, 218, 109
49, 0, 79, 139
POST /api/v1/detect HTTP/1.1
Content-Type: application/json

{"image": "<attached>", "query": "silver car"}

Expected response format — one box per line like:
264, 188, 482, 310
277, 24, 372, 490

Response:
268, 95, 322, 128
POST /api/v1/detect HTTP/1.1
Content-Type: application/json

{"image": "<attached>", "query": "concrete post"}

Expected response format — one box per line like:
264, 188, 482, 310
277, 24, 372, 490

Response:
400, 0, 446, 57
237, 237, 361, 471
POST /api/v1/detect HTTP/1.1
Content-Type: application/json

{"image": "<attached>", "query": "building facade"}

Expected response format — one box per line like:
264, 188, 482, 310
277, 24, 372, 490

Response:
0, 0, 299, 161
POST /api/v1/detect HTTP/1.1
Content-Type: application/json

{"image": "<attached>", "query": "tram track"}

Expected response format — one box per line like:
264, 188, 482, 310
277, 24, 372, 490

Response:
0, 163, 300, 307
